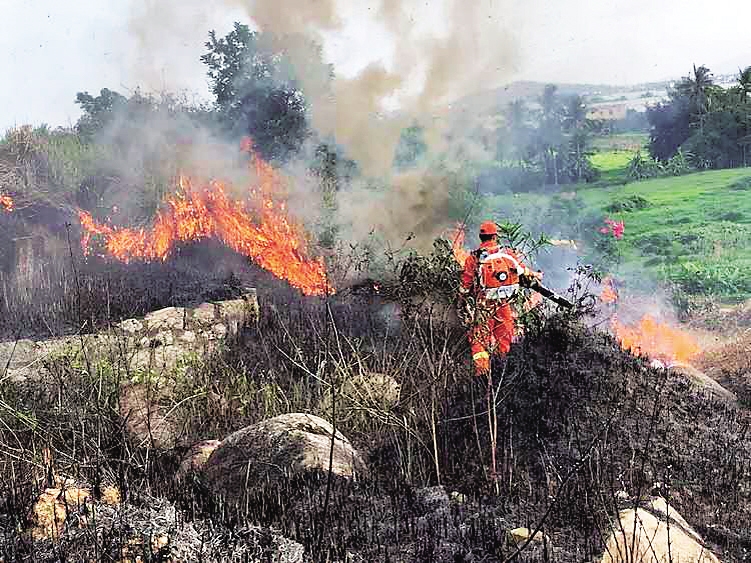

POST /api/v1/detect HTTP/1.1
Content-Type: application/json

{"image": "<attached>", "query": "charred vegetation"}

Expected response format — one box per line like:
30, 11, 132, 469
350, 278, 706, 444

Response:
1, 250, 749, 561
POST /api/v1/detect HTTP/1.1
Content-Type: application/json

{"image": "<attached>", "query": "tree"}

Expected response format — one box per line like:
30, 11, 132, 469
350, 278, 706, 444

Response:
537, 84, 564, 185
564, 129, 598, 182
500, 100, 534, 166
74, 88, 128, 141
647, 98, 692, 161
737, 66, 751, 166
561, 95, 588, 133
737, 66, 751, 102
646, 67, 713, 162
676, 65, 714, 113
201, 23, 331, 163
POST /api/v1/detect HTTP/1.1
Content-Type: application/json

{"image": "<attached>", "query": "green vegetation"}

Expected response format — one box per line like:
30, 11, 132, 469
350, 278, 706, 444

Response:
648, 64, 751, 169
590, 133, 648, 152
499, 168, 751, 303
590, 150, 634, 184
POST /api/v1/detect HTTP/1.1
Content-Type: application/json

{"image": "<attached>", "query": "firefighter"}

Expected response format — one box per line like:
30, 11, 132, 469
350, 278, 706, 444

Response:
459, 220, 542, 377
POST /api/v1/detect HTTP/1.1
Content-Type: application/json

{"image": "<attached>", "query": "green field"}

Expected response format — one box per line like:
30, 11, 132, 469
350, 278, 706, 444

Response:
490, 168, 751, 303
590, 150, 635, 185
579, 170, 751, 300
590, 133, 648, 152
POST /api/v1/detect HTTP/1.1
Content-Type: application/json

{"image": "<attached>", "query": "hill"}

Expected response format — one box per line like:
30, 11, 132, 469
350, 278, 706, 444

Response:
439, 80, 670, 130
491, 167, 751, 306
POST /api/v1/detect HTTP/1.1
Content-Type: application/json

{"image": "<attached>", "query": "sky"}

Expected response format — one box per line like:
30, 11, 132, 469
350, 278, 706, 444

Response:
1, 0, 750, 130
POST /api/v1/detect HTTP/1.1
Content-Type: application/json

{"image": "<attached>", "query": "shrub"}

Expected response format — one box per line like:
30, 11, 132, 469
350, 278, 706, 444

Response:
627, 150, 664, 180
664, 148, 694, 176
604, 195, 651, 213
728, 176, 751, 191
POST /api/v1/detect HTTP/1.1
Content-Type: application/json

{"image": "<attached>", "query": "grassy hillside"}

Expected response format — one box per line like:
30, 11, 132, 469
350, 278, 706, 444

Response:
590, 133, 648, 152
489, 167, 751, 304
580, 169, 751, 299
589, 150, 634, 185
588, 133, 648, 185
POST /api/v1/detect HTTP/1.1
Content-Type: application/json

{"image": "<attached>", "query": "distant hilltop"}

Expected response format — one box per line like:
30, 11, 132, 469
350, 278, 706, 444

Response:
444, 80, 673, 117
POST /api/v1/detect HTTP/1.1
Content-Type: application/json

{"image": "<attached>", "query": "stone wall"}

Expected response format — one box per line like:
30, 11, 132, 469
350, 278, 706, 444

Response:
0, 289, 259, 383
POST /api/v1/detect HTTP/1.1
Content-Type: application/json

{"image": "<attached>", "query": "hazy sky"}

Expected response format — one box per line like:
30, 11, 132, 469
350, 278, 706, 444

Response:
2, 0, 750, 130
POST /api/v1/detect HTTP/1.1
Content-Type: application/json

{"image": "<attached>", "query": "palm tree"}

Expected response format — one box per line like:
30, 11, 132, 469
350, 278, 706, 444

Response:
562, 95, 588, 132
503, 100, 529, 165
540, 84, 559, 121
737, 66, 751, 102
739, 66, 751, 166
538, 84, 562, 184
684, 65, 714, 133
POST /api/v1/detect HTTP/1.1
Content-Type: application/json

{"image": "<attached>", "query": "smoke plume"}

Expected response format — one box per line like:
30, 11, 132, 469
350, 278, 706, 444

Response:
126, 0, 521, 248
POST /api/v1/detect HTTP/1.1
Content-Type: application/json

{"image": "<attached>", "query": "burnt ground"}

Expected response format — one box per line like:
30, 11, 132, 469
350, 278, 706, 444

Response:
0, 279, 750, 561
0, 216, 749, 561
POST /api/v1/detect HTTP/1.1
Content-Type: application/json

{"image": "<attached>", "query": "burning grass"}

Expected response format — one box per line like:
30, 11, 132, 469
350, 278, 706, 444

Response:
0, 194, 12, 212
78, 140, 333, 297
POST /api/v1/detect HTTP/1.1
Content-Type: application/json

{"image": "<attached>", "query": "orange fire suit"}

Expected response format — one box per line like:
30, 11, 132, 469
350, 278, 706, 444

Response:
460, 241, 534, 376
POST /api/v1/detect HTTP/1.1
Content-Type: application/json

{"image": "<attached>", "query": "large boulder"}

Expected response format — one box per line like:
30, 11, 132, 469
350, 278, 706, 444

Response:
668, 363, 736, 403
202, 413, 365, 498
601, 497, 721, 563
174, 439, 222, 485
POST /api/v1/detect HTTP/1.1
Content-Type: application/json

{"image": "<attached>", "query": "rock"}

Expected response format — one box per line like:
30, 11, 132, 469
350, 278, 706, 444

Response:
601, 497, 720, 563
669, 363, 736, 402
179, 330, 197, 343
128, 344, 194, 375
192, 303, 217, 324
319, 372, 401, 424
29, 486, 91, 541
175, 439, 222, 484
506, 527, 553, 561
216, 298, 248, 320
203, 413, 365, 499
121, 533, 170, 562
614, 489, 630, 502
29, 488, 67, 540
119, 384, 178, 449
356, 372, 401, 406
450, 491, 467, 504
156, 331, 175, 347
507, 527, 552, 547
119, 318, 144, 334
242, 288, 260, 315
212, 323, 228, 338
0, 339, 41, 382
1, 291, 258, 388
144, 307, 185, 331
101, 485, 121, 506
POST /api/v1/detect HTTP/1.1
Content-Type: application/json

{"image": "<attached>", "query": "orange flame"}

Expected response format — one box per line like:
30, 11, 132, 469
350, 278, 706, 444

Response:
449, 225, 470, 267
599, 276, 700, 365
79, 143, 333, 297
610, 314, 700, 365
600, 276, 618, 304
0, 194, 13, 212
